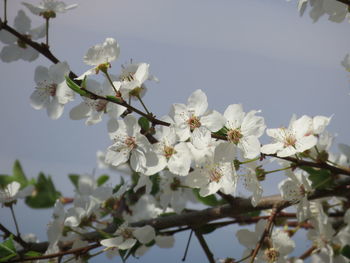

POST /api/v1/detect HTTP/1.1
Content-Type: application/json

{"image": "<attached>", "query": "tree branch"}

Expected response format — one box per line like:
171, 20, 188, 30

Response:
0, 223, 28, 249
8, 243, 100, 263
193, 229, 215, 263
20, 179, 350, 256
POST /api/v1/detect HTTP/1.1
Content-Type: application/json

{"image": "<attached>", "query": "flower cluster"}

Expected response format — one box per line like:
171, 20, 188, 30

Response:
1, 1, 350, 263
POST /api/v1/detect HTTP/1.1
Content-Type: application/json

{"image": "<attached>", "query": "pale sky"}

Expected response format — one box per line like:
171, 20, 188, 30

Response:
0, 0, 349, 262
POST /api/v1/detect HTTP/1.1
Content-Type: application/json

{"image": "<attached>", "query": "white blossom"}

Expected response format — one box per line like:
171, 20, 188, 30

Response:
186, 142, 237, 196
261, 115, 319, 157
30, 62, 74, 119
105, 115, 150, 173
223, 104, 265, 159
22, 0, 77, 16
170, 89, 225, 141
100, 223, 155, 250
69, 78, 125, 125
0, 181, 34, 204
77, 38, 120, 79
0, 10, 45, 62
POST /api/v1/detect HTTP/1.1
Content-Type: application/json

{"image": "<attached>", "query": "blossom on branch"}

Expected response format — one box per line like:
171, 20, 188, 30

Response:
30, 61, 74, 119
0, 10, 45, 62
22, 0, 77, 18
77, 38, 120, 80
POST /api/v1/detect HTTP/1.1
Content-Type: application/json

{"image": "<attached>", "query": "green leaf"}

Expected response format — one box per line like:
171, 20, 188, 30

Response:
0, 236, 17, 262
192, 189, 225, 206
24, 251, 42, 257
150, 174, 160, 195
65, 76, 88, 96
68, 174, 80, 189
12, 160, 28, 186
213, 126, 228, 137
106, 95, 123, 104
341, 245, 350, 259
25, 173, 61, 208
97, 175, 109, 186
0, 175, 13, 187
138, 117, 150, 131
300, 166, 334, 190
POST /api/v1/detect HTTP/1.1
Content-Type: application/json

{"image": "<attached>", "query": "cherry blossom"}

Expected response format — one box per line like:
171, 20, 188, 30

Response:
69, 78, 125, 125
77, 38, 120, 79
30, 61, 74, 119
22, 0, 77, 17
186, 142, 237, 196
261, 115, 319, 157
100, 223, 155, 250
0, 181, 34, 204
0, 10, 45, 62
223, 104, 265, 159
170, 89, 226, 141
105, 115, 151, 173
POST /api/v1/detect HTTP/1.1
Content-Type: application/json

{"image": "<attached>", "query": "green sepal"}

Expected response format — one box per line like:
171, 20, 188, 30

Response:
138, 117, 150, 131
97, 174, 109, 186
150, 174, 160, 195
0, 175, 13, 188
0, 235, 17, 262
25, 173, 61, 208
341, 245, 350, 259
68, 174, 80, 189
12, 160, 28, 187
192, 189, 226, 206
300, 166, 334, 190
65, 76, 88, 96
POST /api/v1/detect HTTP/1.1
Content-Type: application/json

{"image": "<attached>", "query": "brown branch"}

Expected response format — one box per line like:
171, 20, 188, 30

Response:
8, 243, 99, 263
336, 0, 350, 6
0, 19, 170, 128
266, 154, 350, 176
193, 229, 215, 263
0, 18, 59, 64
299, 245, 317, 260
13, 178, 350, 260
0, 223, 29, 249
249, 205, 280, 263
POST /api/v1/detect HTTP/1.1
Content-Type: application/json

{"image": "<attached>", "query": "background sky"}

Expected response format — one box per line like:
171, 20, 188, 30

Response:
0, 0, 350, 262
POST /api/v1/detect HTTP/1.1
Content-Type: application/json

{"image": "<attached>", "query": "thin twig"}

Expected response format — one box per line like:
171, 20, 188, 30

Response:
45, 18, 49, 46
7, 243, 99, 263
299, 245, 317, 260
0, 223, 28, 249
4, 0, 7, 23
9, 206, 20, 237
249, 205, 280, 263
193, 229, 215, 263
182, 229, 193, 261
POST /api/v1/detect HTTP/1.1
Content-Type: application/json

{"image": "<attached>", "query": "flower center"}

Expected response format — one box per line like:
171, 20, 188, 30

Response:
120, 72, 134, 82
121, 228, 134, 240
124, 136, 136, 149
163, 146, 176, 159
209, 166, 223, 183
283, 134, 297, 148
227, 128, 243, 144
264, 248, 279, 263
187, 115, 201, 131
95, 99, 108, 112
48, 83, 57, 96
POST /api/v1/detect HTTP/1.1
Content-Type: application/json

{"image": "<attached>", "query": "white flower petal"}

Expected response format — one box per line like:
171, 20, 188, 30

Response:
134, 225, 155, 244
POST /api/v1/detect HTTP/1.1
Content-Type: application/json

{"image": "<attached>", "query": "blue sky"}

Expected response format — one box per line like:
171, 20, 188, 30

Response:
0, 0, 349, 262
